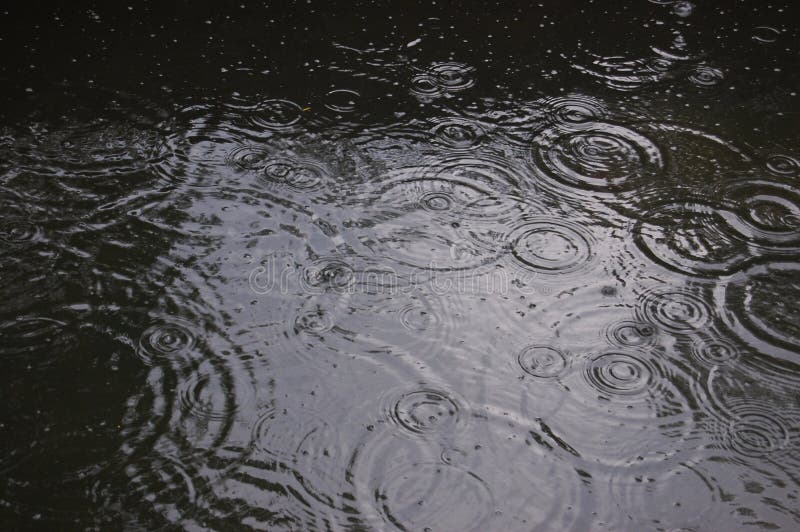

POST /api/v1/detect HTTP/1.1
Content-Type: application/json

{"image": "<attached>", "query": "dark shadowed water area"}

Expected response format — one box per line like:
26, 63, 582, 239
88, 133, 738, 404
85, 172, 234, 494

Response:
1, 1, 800, 530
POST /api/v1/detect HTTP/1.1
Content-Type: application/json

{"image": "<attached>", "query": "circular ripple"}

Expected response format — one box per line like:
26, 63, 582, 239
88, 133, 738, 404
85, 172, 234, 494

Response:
705, 367, 800, 462
368, 156, 529, 221
368, 204, 510, 272
547, 367, 697, 469
508, 217, 595, 276
719, 261, 800, 357
137, 318, 198, 364
688, 65, 724, 87
728, 409, 790, 457
226, 145, 270, 170
543, 94, 607, 128
528, 285, 656, 355
708, 398, 797, 459
765, 154, 799, 177
300, 257, 355, 293
533, 123, 664, 191
261, 156, 328, 191
177, 364, 240, 422
119, 345, 258, 499
517, 345, 568, 379
429, 62, 476, 91
369, 166, 488, 218
632, 202, 751, 277
637, 287, 712, 334
604, 320, 658, 348
398, 302, 439, 332
410, 74, 442, 99
272, 286, 451, 368
584, 351, 655, 399
552, 341, 698, 468
387, 389, 463, 436
249, 99, 303, 129
418, 191, 454, 212
431, 156, 531, 219
294, 308, 334, 335
94, 311, 256, 525
723, 179, 800, 247
374, 462, 494, 531
572, 54, 676, 92
648, 56, 674, 73
339, 283, 453, 358
351, 419, 590, 530
690, 336, 741, 366
324, 89, 360, 113
247, 408, 354, 528
0, 218, 39, 244
752, 26, 780, 43
251, 409, 342, 465
430, 118, 485, 149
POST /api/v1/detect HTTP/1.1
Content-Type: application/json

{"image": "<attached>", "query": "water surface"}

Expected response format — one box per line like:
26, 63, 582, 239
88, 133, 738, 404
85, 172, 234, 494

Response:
1, 1, 800, 530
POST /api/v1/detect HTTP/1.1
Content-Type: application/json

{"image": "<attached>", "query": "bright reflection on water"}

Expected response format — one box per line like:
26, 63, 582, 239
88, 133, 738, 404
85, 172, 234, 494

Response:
1, 1, 800, 530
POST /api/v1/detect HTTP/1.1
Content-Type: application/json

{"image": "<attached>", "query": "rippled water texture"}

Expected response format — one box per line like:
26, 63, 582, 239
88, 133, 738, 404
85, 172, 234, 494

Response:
1, 1, 800, 530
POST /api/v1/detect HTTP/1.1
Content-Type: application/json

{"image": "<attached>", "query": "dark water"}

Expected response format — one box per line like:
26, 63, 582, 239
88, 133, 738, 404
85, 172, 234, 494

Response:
1, 1, 800, 529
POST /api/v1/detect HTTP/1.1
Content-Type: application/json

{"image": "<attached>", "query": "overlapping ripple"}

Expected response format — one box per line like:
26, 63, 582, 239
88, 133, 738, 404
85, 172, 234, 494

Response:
507, 216, 597, 277
243, 407, 355, 528
361, 157, 530, 272
8, 119, 165, 180
599, 458, 731, 530
551, 347, 700, 468
247, 99, 305, 130
718, 261, 800, 360
532, 123, 664, 192
583, 350, 659, 400
572, 50, 685, 92
410, 62, 476, 99
367, 154, 531, 221
723, 178, 800, 248
430, 117, 486, 149
632, 201, 752, 276
765, 154, 800, 177
637, 285, 713, 335
137, 317, 199, 365
723, 403, 795, 458
300, 255, 356, 294
688, 334, 742, 367
517, 345, 569, 380
261, 156, 330, 192
4, 5, 800, 528
374, 462, 494, 530
382, 386, 466, 438
687, 65, 724, 88
0, 218, 41, 245
542, 94, 608, 129
347, 423, 591, 531
603, 320, 659, 349
705, 368, 800, 466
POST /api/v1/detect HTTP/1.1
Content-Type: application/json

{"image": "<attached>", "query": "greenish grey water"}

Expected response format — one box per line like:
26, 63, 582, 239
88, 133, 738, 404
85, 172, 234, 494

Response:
1, 1, 799, 530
